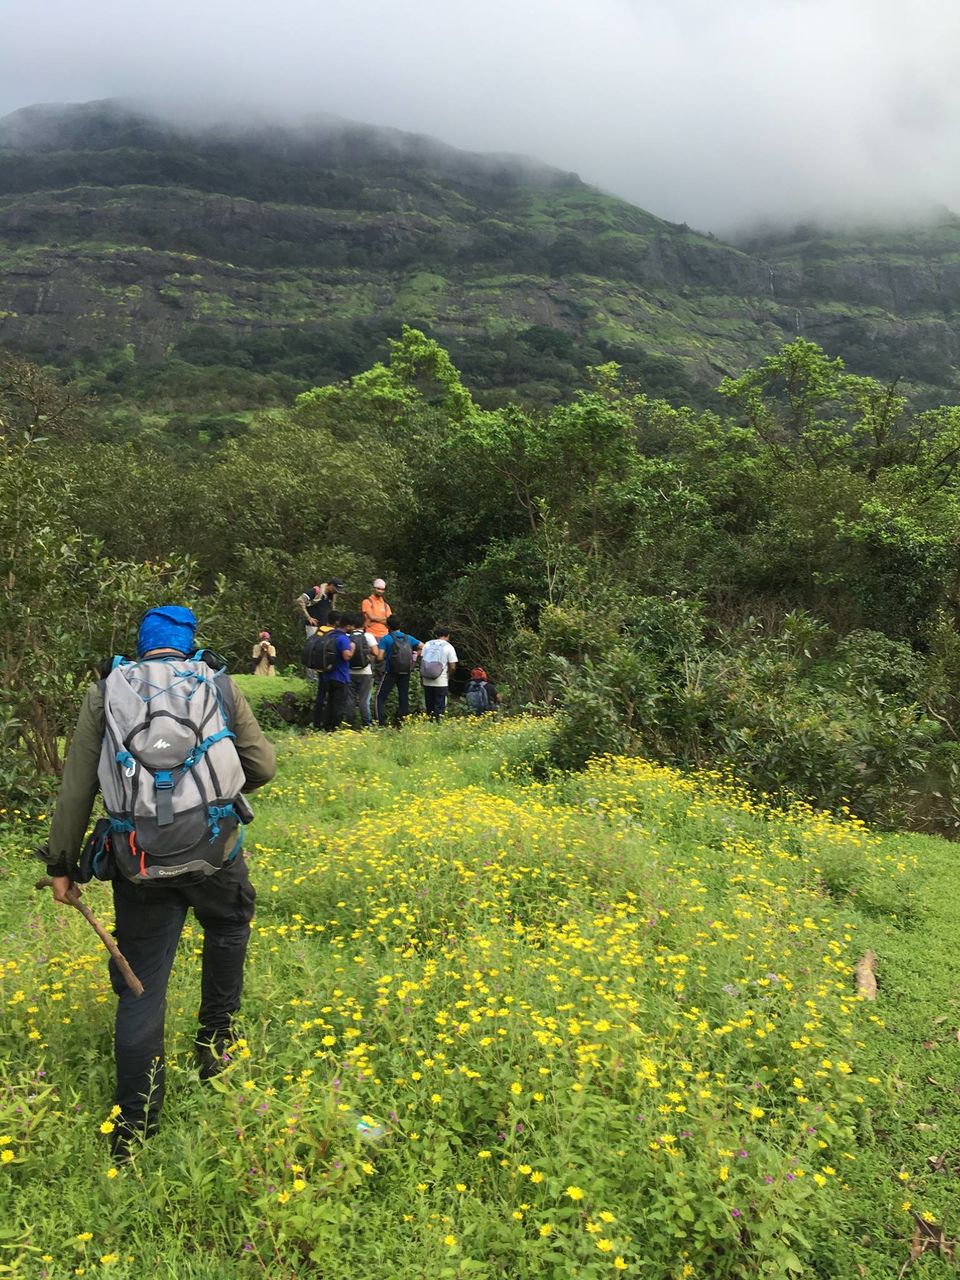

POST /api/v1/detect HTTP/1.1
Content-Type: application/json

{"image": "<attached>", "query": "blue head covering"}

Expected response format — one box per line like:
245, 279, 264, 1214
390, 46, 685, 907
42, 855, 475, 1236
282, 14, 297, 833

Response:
137, 605, 199, 658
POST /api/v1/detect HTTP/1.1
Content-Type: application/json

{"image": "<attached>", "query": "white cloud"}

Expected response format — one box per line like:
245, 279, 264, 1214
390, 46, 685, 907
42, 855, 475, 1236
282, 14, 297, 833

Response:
2, 0, 960, 230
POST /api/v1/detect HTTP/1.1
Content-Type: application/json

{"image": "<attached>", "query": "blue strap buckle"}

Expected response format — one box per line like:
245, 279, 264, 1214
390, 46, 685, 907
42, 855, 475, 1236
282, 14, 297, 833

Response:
207, 804, 235, 842
183, 727, 235, 770
154, 770, 175, 827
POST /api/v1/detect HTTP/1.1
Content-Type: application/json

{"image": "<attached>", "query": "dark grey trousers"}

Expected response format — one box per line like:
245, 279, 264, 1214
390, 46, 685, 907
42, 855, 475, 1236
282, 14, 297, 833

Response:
109, 856, 255, 1127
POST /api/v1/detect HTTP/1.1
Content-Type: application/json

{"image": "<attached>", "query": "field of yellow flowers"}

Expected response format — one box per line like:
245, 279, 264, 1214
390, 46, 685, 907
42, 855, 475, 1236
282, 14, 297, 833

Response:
1, 705, 959, 1278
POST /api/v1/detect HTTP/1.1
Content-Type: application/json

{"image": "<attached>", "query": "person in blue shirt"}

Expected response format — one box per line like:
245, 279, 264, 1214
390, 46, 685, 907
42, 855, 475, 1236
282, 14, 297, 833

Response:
321, 613, 356, 731
376, 617, 422, 727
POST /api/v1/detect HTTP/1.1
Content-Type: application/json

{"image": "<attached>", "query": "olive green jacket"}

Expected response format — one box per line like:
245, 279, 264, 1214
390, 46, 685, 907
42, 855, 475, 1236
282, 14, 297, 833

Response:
46, 679, 276, 877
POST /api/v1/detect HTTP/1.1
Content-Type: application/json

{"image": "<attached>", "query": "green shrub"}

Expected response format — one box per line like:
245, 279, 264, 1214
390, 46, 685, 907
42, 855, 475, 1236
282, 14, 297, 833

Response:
539, 609, 955, 829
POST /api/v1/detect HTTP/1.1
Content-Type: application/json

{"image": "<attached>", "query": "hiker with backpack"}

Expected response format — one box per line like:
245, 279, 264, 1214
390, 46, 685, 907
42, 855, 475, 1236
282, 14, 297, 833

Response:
376, 617, 422, 727
296, 580, 343, 681
344, 612, 383, 729
303, 617, 336, 729
465, 666, 501, 715
41, 605, 276, 1159
296, 579, 343, 635
305, 612, 355, 731
419, 626, 458, 721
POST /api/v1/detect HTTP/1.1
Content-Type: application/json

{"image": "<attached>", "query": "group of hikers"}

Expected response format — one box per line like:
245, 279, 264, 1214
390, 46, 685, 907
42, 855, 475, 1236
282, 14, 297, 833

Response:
256, 576, 500, 731
40, 597, 501, 1158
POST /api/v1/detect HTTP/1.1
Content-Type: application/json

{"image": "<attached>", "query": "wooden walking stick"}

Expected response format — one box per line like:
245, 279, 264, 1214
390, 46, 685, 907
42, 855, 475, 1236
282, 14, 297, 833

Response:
35, 877, 144, 997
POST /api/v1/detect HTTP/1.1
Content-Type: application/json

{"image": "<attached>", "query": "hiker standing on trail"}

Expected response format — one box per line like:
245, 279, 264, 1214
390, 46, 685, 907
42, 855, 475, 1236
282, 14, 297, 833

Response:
344, 612, 383, 729
361, 578, 392, 642
318, 612, 356, 732
41, 606, 276, 1159
252, 630, 276, 676
306, 617, 336, 729
296, 581, 342, 682
419, 627, 458, 721
465, 667, 501, 714
296, 580, 343, 635
376, 617, 422, 727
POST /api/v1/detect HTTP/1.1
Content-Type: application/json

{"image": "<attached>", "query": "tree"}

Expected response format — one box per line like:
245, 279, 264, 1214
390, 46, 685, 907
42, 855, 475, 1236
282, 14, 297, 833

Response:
0, 352, 87, 442
0, 421, 197, 802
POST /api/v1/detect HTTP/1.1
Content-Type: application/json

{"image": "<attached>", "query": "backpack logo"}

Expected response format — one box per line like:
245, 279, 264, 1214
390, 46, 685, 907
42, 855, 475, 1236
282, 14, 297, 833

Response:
152, 737, 172, 750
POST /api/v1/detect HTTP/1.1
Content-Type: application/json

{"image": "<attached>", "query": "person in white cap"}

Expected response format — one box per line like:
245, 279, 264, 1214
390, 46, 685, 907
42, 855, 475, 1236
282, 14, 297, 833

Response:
361, 578, 393, 642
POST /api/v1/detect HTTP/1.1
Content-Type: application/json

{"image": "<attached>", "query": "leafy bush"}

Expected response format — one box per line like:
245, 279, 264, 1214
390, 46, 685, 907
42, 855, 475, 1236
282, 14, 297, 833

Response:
0, 426, 203, 806
536, 605, 957, 829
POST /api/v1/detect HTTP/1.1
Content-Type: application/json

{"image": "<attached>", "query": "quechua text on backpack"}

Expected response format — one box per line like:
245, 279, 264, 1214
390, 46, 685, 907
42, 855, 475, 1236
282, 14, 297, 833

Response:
390, 634, 413, 675
99, 657, 248, 881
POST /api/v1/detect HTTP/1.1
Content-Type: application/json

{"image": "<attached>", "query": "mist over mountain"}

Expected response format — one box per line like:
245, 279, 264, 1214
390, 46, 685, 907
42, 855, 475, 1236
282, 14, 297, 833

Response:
2, 99, 960, 423
4, 0, 960, 232
0, 99, 577, 193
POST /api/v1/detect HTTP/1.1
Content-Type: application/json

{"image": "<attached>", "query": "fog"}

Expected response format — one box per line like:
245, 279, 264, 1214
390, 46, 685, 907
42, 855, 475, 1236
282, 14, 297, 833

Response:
3, 0, 960, 233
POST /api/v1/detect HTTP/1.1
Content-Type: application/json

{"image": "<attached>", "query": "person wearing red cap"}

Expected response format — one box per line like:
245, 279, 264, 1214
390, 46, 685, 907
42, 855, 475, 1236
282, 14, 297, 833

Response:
252, 630, 276, 676
465, 667, 501, 714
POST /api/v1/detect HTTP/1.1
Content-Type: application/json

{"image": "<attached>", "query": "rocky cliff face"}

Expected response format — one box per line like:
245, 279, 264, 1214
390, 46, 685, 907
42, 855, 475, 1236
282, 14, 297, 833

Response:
740, 224, 960, 392
1, 101, 958, 402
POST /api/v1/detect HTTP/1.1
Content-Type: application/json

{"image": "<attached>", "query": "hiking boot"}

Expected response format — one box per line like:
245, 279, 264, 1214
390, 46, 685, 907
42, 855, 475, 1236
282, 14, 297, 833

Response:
108, 1114, 158, 1163
195, 1033, 233, 1081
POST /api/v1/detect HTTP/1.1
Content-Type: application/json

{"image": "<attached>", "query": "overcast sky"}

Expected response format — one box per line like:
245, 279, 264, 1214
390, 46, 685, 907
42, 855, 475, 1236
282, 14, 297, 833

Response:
3, 0, 960, 232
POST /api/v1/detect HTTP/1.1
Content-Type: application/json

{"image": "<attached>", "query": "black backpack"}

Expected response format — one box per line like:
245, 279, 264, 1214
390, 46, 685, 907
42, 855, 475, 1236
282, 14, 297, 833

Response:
349, 630, 370, 671
303, 630, 340, 674
391, 634, 413, 675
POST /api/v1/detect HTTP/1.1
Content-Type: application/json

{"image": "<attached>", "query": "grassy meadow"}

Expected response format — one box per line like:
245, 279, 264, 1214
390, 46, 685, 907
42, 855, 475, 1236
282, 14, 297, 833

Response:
0, 696, 959, 1278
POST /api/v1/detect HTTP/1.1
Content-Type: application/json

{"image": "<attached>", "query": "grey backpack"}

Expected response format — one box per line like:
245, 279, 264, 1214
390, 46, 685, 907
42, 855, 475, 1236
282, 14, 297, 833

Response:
465, 679, 490, 713
420, 639, 446, 681
98, 657, 246, 881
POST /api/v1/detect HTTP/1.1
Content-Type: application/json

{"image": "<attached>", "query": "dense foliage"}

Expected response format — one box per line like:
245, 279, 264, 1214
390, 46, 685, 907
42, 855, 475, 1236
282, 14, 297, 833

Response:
4, 331, 960, 827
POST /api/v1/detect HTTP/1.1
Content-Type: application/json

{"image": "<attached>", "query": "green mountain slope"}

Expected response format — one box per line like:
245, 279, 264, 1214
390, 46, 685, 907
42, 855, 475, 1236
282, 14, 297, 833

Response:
742, 222, 960, 393
1, 100, 959, 407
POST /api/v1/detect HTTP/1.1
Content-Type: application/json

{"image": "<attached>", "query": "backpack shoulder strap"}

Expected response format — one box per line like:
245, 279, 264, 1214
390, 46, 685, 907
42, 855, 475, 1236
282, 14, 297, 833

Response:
215, 671, 236, 733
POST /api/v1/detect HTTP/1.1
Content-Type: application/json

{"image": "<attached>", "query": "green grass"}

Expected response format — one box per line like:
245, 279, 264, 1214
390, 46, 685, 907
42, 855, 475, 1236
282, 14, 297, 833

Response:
0, 715, 958, 1277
